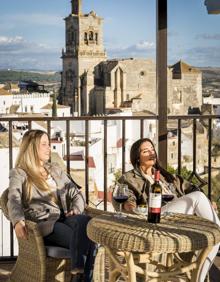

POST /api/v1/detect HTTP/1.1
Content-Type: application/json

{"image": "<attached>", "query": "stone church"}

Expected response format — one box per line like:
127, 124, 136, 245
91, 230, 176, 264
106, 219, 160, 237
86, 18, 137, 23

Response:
59, 0, 202, 116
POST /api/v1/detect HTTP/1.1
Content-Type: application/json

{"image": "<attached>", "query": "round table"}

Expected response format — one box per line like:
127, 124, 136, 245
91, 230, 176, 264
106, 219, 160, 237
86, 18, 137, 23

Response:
87, 213, 220, 282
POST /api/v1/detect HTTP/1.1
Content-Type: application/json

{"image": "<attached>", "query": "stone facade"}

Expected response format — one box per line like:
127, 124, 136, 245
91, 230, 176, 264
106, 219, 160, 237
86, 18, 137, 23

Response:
59, 0, 202, 116
59, 0, 106, 115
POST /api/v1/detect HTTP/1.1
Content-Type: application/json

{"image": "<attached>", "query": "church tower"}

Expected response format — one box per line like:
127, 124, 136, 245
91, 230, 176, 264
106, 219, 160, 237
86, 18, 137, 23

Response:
59, 0, 106, 115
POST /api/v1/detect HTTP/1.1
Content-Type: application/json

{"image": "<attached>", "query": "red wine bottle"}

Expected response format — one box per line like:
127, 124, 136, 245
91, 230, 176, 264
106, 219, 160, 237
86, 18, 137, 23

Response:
148, 170, 162, 223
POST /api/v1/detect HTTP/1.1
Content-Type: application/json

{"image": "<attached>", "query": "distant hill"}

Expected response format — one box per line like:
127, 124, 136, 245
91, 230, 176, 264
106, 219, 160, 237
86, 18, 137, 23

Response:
0, 70, 60, 83
200, 67, 220, 80
199, 67, 220, 97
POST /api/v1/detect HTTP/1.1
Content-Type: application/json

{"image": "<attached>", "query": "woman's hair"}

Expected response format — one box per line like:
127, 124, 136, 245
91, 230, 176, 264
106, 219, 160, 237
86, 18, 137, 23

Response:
15, 129, 52, 201
130, 138, 175, 183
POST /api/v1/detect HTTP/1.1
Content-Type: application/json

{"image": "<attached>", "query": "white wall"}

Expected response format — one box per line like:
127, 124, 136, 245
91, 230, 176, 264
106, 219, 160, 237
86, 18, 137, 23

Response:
0, 147, 19, 256
0, 93, 51, 114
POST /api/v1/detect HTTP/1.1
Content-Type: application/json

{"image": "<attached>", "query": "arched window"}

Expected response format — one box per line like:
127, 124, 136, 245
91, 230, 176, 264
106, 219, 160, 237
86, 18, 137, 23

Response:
84, 32, 88, 44
89, 31, 93, 40
95, 33, 98, 43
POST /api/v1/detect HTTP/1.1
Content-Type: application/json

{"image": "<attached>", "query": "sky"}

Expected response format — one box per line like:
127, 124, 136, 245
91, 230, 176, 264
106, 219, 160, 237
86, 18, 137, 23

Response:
0, 0, 220, 71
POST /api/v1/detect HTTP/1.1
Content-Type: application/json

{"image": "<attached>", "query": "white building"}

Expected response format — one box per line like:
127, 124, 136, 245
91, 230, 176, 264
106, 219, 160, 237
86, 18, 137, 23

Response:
203, 96, 220, 115
40, 103, 71, 117
0, 92, 51, 114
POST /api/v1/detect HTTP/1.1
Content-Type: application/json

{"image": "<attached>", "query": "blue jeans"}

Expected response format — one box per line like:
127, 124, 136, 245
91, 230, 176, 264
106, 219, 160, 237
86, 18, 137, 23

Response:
44, 214, 96, 282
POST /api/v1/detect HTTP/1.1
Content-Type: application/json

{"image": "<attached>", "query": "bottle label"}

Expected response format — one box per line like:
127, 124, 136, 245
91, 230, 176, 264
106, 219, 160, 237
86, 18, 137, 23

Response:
149, 193, 161, 213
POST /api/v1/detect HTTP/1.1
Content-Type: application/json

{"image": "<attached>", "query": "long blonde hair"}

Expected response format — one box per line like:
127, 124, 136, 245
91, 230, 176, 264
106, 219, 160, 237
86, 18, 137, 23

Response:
15, 129, 53, 201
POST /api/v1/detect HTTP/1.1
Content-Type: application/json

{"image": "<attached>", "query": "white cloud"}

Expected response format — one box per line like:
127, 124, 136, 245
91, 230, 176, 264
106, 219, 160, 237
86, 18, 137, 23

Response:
136, 41, 154, 50
169, 45, 220, 67
0, 36, 24, 44
196, 33, 220, 40
0, 36, 61, 70
106, 40, 155, 59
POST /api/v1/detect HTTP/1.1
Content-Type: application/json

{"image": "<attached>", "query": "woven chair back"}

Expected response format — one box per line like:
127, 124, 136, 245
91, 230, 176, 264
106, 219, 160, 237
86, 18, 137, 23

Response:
0, 188, 10, 220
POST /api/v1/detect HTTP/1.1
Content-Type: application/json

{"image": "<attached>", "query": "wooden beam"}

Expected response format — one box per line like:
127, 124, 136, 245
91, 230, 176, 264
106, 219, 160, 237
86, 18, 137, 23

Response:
157, 0, 168, 168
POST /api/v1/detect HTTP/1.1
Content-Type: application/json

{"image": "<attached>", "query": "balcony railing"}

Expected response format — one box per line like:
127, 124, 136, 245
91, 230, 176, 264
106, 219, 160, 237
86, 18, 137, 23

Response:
0, 114, 220, 259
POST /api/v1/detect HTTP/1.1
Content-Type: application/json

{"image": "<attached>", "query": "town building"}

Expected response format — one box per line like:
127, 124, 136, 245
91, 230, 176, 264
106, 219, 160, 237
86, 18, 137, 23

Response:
59, 0, 203, 117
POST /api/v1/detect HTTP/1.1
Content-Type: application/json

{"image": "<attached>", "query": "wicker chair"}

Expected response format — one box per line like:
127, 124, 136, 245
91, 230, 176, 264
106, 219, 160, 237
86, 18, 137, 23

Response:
0, 188, 71, 282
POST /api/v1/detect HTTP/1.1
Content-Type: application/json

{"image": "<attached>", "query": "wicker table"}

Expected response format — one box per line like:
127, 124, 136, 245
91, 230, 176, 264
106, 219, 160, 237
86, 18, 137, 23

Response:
87, 213, 220, 282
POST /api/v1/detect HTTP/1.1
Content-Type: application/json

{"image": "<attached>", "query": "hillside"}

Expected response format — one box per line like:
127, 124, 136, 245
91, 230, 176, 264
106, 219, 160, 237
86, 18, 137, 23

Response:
200, 67, 220, 97
200, 67, 220, 80
0, 70, 60, 83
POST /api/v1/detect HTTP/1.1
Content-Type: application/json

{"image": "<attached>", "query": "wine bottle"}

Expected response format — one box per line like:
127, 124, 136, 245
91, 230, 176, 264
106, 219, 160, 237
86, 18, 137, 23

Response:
148, 170, 162, 223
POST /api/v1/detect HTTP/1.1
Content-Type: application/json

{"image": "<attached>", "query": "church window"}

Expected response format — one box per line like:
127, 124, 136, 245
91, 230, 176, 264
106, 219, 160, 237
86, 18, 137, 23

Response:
140, 71, 145, 76
171, 153, 174, 159
84, 32, 88, 44
149, 124, 152, 133
30, 105, 34, 112
179, 91, 182, 103
89, 31, 93, 40
95, 33, 98, 44
71, 31, 74, 42
25, 106, 28, 112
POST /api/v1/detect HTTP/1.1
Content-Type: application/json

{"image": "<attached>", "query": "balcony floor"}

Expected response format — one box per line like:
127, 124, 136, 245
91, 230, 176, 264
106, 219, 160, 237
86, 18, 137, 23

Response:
0, 256, 220, 281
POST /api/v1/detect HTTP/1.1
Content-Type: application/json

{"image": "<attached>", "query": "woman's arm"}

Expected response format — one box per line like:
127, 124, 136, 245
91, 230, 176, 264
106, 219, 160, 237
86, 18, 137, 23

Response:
174, 174, 202, 196
57, 165, 86, 215
65, 181, 86, 215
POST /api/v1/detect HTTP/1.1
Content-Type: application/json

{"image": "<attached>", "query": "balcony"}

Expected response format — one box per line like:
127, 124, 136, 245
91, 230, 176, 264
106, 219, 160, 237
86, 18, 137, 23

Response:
1, 0, 220, 280
0, 113, 220, 262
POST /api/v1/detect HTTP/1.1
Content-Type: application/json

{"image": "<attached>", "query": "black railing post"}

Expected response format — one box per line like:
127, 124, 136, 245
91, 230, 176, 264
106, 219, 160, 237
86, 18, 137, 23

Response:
85, 120, 89, 204
122, 119, 126, 174
177, 119, 182, 175
140, 119, 144, 139
8, 120, 14, 257
66, 120, 70, 174
208, 118, 212, 200
103, 120, 107, 210
157, 0, 168, 169
193, 119, 197, 174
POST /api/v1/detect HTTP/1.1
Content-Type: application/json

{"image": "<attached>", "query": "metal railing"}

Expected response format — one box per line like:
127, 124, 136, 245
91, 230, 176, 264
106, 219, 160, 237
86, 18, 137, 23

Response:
0, 114, 220, 259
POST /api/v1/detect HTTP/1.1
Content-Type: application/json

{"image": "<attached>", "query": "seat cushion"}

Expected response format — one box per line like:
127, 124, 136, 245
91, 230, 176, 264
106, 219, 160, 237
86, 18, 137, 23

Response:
45, 246, 71, 258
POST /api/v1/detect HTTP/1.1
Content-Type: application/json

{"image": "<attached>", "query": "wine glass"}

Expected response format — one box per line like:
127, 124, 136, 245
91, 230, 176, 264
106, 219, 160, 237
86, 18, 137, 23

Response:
113, 183, 129, 218
162, 183, 176, 216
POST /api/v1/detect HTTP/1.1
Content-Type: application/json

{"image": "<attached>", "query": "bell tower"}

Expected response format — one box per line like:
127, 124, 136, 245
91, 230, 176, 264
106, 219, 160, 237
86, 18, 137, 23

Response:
71, 0, 82, 15
59, 0, 107, 115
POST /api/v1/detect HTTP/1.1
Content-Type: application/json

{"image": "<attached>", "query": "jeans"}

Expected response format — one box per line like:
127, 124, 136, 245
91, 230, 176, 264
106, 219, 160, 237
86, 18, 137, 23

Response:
162, 191, 220, 282
44, 214, 96, 282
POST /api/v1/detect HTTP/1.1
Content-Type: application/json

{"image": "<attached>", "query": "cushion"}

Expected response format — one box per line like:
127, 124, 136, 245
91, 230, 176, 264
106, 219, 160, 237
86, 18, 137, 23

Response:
45, 246, 71, 258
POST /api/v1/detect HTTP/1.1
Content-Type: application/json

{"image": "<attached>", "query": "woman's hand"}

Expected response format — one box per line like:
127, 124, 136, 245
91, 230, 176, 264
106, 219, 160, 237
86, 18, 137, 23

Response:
14, 220, 28, 240
123, 201, 137, 212
211, 201, 218, 213
65, 208, 80, 217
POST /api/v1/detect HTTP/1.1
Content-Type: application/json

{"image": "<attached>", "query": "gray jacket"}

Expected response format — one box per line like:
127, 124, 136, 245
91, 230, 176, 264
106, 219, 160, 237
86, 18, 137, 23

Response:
113, 168, 199, 211
7, 162, 85, 236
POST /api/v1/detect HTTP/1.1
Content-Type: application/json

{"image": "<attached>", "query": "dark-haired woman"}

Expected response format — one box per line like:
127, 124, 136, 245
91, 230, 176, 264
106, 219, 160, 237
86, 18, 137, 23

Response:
113, 138, 220, 282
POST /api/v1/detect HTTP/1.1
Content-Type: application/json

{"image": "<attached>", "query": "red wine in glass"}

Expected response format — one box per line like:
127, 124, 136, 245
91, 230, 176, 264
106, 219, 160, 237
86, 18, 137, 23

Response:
113, 183, 129, 217
162, 194, 174, 202
113, 195, 128, 204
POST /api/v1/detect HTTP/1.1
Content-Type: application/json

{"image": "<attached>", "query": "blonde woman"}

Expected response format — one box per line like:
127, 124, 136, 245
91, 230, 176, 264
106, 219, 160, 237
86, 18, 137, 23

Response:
7, 129, 95, 282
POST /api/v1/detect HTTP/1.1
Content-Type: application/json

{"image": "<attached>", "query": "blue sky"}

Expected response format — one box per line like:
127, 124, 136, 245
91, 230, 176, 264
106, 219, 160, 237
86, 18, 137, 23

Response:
0, 0, 219, 70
